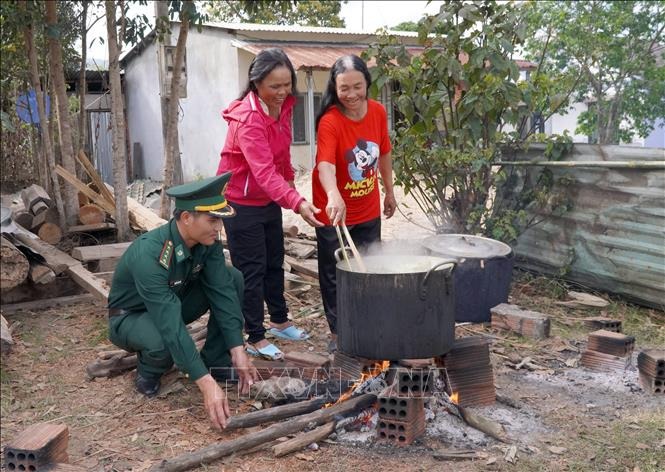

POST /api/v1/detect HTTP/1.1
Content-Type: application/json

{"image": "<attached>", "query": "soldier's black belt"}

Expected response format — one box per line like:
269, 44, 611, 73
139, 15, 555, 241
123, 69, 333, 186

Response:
108, 307, 134, 318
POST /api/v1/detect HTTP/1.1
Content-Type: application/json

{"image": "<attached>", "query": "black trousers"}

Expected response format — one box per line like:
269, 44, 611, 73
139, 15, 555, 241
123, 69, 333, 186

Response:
223, 202, 288, 344
316, 217, 381, 334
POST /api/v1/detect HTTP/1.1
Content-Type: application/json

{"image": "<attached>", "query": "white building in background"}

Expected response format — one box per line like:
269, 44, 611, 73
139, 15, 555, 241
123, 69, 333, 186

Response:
119, 22, 423, 182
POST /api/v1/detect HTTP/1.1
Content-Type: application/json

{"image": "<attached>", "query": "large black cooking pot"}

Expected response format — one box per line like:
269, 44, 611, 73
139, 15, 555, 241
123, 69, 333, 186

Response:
421, 234, 514, 323
335, 254, 456, 360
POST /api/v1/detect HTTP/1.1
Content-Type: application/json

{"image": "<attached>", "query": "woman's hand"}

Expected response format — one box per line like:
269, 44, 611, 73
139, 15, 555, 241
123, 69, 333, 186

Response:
383, 192, 397, 219
326, 190, 346, 226
298, 201, 324, 227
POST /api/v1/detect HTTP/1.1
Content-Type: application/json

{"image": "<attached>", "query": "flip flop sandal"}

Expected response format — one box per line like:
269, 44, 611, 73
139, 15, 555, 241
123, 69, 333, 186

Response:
246, 342, 284, 361
268, 325, 310, 341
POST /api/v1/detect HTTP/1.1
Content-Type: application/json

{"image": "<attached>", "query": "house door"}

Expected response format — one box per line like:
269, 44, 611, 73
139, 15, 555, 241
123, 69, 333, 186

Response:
88, 110, 113, 184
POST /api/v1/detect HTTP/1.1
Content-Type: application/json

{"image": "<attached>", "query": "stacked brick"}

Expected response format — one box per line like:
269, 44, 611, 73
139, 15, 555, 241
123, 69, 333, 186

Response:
437, 336, 495, 407
637, 350, 665, 395
3, 423, 82, 471
376, 367, 430, 446
580, 330, 634, 371
332, 351, 379, 381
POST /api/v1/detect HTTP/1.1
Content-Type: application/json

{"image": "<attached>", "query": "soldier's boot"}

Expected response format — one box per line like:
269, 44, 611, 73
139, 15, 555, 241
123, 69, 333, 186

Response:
135, 374, 161, 397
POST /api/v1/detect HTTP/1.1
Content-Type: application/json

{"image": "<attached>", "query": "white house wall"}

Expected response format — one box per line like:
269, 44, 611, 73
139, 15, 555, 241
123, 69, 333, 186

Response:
546, 102, 589, 143
124, 40, 163, 180
178, 27, 241, 180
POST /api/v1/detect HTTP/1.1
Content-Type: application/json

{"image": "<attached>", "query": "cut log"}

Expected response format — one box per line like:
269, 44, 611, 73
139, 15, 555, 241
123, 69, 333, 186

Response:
38, 222, 63, 245
79, 204, 106, 225
68, 222, 115, 233
13, 211, 33, 229
21, 183, 52, 215
104, 182, 167, 232
4, 422, 69, 470
72, 242, 131, 262
31, 207, 59, 230
458, 405, 509, 443
1, 314, 13, 354
0, 294, 95, 314
272, 421, 336, 457
148, 393, 377, 472
1, 237, 29, 292
226, 397, 326, 431
29, 262, 57, 285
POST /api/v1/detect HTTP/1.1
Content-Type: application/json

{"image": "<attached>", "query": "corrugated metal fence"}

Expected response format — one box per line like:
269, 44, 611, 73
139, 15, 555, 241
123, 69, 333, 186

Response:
512, 144, 665, 310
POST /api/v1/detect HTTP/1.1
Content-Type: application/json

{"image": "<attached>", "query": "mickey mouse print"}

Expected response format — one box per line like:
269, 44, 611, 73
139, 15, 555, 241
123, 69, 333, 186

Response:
313, 99, 392, 226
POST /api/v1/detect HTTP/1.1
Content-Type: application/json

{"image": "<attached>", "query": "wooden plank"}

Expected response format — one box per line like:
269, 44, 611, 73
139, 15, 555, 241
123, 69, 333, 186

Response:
284, 255, 318, 278
13, 231, 78, 274
29, 263, 56, 285
1, 294, 96, 314
71, 242, 131, 262
66, 263, 109, 302
104, 183, 167, 232
75, 150, 116, 206
68, 222, 116, 233
55, 165, 115, 215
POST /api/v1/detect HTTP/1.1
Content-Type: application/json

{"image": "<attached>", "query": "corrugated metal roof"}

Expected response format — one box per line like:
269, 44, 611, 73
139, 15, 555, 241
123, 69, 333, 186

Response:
208, 21, 419, 37
233, 41, 425, 70
512, 144, 665, 310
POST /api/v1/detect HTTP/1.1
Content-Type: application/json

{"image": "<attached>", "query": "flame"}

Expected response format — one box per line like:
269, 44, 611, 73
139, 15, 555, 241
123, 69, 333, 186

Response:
450, 391, 459, 405
329, 360, 391, 406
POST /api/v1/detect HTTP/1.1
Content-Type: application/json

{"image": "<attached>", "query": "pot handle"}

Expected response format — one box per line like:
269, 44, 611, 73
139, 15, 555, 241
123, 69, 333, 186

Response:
419, 260, 456, 300
334, 246, 353, 263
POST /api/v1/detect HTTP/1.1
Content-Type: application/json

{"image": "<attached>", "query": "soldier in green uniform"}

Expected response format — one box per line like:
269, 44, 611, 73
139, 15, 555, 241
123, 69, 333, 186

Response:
107, 172, 258, 430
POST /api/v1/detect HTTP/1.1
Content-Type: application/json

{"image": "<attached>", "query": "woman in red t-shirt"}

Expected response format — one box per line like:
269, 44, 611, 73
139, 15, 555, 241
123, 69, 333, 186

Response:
312, 55, 397, 353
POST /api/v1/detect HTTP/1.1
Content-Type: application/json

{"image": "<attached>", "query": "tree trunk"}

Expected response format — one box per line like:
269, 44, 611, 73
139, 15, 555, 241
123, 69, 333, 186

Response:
78, 0, 88, 154
45, 1, 79, 226
159, 4, 190, 219
105, 1, 131, 241
24, 14, 67, 230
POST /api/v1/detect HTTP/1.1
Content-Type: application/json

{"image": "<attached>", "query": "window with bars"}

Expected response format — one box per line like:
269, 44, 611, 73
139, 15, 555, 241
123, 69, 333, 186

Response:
292, 93, 322, 144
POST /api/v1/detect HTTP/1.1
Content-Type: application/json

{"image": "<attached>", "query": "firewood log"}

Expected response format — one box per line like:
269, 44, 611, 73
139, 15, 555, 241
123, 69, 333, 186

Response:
78, 204, 106, 225
21, 184, 52, 215
0, 237, 29, 292
37, 222, 63, 245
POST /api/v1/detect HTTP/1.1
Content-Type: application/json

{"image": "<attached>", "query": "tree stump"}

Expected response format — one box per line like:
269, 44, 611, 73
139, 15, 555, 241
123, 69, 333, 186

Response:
0, 237, 29, 292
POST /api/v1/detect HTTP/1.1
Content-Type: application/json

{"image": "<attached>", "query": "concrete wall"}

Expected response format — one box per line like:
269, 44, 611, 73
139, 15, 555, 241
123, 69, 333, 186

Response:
124, 40, 162, 180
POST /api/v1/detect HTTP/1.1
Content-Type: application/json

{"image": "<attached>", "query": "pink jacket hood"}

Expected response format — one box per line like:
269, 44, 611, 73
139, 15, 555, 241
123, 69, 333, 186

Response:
216, 92, 304, 212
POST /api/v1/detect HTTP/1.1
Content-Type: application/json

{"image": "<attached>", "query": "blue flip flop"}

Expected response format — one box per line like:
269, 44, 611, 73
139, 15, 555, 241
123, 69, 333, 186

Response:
268, 325, 310, 341
246, 342, 284, 361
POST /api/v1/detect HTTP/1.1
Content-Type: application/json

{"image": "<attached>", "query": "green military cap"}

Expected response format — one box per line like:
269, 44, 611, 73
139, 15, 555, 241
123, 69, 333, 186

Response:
165, 172, 235, 217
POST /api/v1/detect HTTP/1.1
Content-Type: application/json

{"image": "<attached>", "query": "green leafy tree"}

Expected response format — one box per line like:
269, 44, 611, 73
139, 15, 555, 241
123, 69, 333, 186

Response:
391, 21, 419, 32
365, 1, 573, 241
523, 0, 665, 144
206, 0, 346, 27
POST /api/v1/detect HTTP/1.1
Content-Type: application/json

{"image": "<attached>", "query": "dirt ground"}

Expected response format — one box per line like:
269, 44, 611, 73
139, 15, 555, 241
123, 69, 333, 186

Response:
2, 178, 664, 471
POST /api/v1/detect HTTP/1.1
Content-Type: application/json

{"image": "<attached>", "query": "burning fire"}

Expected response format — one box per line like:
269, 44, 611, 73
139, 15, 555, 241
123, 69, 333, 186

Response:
450, 391, 460, 405
328, 360, 391, 406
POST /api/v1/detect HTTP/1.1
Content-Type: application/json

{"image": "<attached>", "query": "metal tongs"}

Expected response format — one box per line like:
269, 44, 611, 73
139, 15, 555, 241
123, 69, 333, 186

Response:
335, 223, 367, 272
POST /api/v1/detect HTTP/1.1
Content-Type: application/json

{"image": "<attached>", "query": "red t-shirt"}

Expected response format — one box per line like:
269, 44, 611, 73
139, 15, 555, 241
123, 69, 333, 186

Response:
312, 100, 392, 226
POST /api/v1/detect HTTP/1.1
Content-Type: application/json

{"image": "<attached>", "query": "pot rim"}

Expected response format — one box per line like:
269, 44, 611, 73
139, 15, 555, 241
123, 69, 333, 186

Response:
336, 254, 456, 275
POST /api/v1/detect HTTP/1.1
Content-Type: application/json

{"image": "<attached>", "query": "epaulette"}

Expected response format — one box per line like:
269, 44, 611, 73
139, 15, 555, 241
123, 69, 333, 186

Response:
159, 240, 174, 269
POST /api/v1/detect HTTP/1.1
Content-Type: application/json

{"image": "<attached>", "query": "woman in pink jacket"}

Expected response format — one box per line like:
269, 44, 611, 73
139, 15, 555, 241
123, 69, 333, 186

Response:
217, 48, 323, 360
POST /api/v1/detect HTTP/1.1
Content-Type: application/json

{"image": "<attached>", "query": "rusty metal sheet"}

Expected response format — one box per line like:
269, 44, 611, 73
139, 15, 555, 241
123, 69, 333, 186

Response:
513, 144, 665, 310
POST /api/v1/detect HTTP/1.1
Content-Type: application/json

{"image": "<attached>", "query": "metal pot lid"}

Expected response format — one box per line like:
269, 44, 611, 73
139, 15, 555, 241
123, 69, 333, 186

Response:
421, 234, 512, 259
